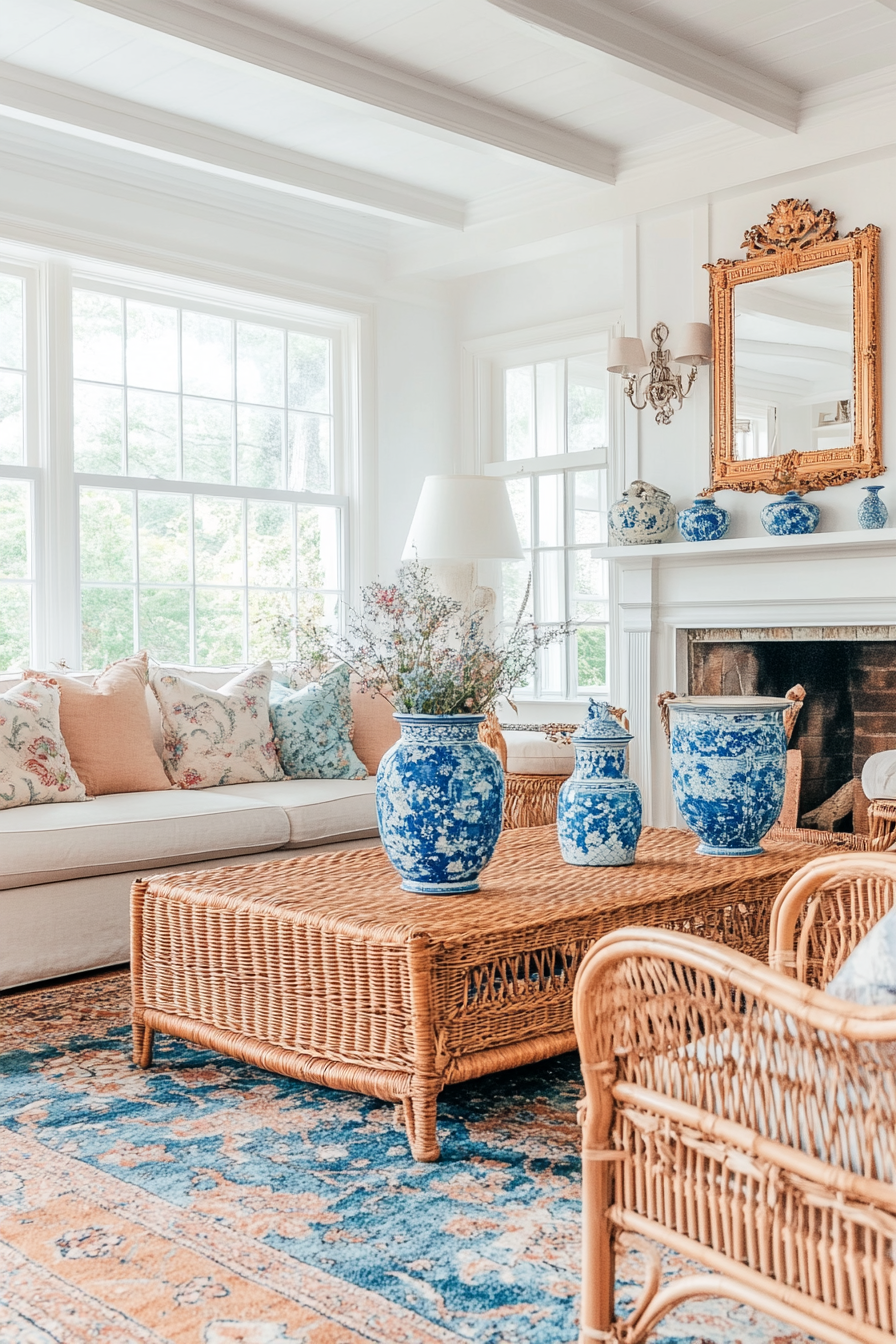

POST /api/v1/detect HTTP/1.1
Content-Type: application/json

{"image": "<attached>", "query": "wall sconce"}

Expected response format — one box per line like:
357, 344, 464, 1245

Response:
607, 322, 712, 425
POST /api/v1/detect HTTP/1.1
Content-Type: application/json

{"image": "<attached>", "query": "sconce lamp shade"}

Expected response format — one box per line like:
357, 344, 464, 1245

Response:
607, 337, 649, 374
402, 474, 524, 562
672, 322, 712, 366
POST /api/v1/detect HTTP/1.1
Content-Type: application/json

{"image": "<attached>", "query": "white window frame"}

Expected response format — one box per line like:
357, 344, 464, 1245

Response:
462, 313, 624, 708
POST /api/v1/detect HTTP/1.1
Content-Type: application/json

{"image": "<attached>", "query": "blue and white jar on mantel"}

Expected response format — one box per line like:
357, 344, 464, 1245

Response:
666, 696, 790, 857
608, 480, 677, 545
556, 701, 642, 867
376, 714, 504, 894
858, 484, 888, 530
678, 495, 730, 543
759, 490, 820, 536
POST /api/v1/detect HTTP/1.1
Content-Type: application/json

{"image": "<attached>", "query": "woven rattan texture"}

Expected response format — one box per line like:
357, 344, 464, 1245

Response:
503, 773, 565, 828
132, 826, 835, 1161
868, 799, 896, 850
575, 920, 896, 1343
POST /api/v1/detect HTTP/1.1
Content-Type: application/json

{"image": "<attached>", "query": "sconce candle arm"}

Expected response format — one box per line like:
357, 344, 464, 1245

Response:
613, 322, 705, 426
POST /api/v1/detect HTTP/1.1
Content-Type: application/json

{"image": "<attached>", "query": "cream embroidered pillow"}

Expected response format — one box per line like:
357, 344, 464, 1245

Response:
151, 663, 284, 789
0, 679, 87, 809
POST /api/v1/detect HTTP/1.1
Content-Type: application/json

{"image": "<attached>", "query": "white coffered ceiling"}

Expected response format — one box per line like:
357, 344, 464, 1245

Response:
0, 0, 895, 273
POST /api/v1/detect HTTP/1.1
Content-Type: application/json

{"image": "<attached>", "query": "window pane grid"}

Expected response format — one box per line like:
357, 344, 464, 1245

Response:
500, 348, 609, 698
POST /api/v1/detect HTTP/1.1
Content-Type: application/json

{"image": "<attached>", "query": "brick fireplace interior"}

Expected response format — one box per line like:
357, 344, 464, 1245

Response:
687, 633, 896, 834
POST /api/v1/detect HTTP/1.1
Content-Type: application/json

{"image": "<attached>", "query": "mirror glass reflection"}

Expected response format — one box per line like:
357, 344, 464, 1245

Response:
732, 260, 854, 460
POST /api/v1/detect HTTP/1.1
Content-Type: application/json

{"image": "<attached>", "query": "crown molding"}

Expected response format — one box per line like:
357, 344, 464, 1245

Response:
484, 0, 798, 135
0, 62, 464, 230
72, 0, 616, 183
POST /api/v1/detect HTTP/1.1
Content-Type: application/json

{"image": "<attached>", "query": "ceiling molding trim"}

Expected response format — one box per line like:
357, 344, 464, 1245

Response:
0, 63, 465, 229
72, 0, 616, 183
485, 0, 799, 135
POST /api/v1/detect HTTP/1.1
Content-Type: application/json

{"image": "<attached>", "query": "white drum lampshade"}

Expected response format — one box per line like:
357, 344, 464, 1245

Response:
672, 322, 713, 366
607, 337, 649, 374
402, 475, 524, 562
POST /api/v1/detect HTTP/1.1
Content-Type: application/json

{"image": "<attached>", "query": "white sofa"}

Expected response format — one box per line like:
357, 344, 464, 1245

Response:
0, 667, 382, 990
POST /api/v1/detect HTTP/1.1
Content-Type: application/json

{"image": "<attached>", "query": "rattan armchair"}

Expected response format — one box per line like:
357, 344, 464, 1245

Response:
575, 854, 896, 1344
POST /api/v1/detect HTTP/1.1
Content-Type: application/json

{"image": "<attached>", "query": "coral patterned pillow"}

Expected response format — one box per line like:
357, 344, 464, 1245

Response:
0, 679, 87, 809
151, 663, 284, 789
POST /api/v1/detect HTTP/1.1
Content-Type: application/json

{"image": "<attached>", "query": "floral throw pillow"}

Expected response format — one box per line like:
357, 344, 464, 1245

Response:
269, 666, 367, 780
827, 904, 896, 1006
0, 679, 87, 809
151, 663, 284, 789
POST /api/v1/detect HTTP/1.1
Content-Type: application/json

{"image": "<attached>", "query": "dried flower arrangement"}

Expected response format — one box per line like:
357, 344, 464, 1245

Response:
283, 560, 569, 716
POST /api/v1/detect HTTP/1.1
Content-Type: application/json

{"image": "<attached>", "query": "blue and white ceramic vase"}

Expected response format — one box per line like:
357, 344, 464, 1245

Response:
678, 495, 730, 543
759, 490, 820, 536
666, 696, 791, 857
858, 485, 888, 530
376, 714, 504, 894
608, 481, 677, 545
557, 700, 642, 867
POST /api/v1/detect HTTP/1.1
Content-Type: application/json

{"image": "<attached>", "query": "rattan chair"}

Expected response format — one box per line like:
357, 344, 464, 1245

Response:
574, 851, 896, 1344
868, 799, 896, 851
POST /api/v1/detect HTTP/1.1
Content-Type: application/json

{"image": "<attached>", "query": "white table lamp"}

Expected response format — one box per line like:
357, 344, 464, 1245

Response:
402, 475, 524, 562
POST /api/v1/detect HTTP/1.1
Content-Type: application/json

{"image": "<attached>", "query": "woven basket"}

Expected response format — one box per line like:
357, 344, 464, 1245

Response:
503, 772, 566, 829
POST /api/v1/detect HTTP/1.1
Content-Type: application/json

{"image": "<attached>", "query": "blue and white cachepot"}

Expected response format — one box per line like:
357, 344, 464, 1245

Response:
678, 495, 730, 543
858, 485, 888, 530
557, 701, 642, 867
608, 481, 677, 545
376, 713, 504, 894
759, 490, 820, 536
667, 696, 791, 857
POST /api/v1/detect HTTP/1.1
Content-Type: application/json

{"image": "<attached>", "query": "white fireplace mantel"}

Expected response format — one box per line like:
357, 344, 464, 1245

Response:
594, 529, 896, 827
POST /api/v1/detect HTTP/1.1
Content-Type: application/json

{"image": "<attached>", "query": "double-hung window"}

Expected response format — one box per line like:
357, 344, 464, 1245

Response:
483, 334, 613, 700
72, 284, 345, 669
0, 266, 35, 671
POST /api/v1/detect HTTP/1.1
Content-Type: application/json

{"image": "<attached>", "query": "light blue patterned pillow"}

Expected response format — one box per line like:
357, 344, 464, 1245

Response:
269, 666, 367, 780
827, 904, 896, 1006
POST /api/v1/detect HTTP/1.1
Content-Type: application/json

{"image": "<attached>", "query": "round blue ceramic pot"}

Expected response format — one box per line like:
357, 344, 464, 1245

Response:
678, 496, 730, 543
376, 713, 504, 894
557, 700, 642, 866
759, 490, 820, 536
667, 696, 791, 857
858, 485, 888, 530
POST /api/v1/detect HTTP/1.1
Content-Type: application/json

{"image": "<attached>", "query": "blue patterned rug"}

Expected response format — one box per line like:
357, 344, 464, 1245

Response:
0, 971, 811, 1343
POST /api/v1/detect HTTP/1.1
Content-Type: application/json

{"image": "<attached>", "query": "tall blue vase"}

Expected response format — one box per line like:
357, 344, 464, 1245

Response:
858, 485, 888, 529
376, 714, 504, 894
557, 701, 642, 866
667, 696, 791, 857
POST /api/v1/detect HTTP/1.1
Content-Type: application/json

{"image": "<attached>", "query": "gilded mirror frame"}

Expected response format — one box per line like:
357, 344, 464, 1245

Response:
705, 199, 881, 495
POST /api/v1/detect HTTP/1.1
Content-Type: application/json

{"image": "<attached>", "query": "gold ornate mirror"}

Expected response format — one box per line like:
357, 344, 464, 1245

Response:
705, 199, 880, 495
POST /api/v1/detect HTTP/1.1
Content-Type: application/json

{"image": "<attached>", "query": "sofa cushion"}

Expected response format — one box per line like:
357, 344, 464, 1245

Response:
27, 653, 171, 797
151, 662, 284, 788
0, 789, 290, 890
350, 680, 399, 774
269, 667, 367, 780
0, 680, 87, 809
206, 779, 379, 847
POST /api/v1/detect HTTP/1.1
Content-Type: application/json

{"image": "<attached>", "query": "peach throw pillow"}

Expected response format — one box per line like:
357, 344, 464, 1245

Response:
350, 677, 399, 774
27, 653, 171, 797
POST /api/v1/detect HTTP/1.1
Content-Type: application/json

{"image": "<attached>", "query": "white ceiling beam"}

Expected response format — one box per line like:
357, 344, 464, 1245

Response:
72, 0, 617, 183
0, 63, 465, 228
485, 0, 800, 135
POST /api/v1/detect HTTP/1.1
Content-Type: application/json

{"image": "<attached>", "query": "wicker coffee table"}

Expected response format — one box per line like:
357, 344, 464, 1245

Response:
131, 826, 831, 1161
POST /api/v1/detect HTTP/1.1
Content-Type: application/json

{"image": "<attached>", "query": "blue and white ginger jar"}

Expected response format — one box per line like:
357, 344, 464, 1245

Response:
759, 490, 820, 536
608, 480, 676, 545
376, 713, 504, 894
667, 696, 791, 857
557, 700, 642, 867
678, 495, 729, 543
858, 484, 888, 530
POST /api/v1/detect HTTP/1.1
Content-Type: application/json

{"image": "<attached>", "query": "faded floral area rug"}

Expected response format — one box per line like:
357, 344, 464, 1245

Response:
0, 972, 810, 1344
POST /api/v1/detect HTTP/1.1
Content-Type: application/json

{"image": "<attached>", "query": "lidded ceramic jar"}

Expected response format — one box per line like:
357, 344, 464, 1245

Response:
556, 700, 642, 867
678, 495, 730, 543
608, 480, 676, 545
858, 485, 888, 530
759, 490, 820, 536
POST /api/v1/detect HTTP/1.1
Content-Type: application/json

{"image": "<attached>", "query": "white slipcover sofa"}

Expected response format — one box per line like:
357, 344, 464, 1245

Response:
0, 667, 382, 991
